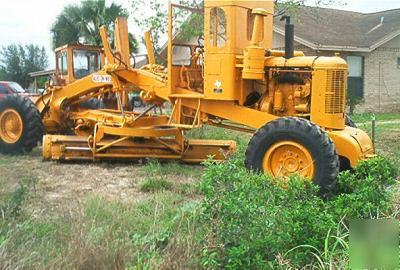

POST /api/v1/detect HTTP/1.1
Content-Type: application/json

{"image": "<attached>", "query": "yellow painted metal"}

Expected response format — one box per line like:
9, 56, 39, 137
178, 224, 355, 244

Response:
202, 0, 274, 101
54, 44, 104, 85
114, 17, 131, 66
35, 70, 114, 132
114, 17, 130, 108
26, 0, 375, 175
327, 127, 375, 167
144, 31, 156, 65
265, 50, 305, 57
262, 141, 314, 179
42, 134, 236, 162
0, 109, 23, 144
242, 8, 269, 80
99, 26, 116, 65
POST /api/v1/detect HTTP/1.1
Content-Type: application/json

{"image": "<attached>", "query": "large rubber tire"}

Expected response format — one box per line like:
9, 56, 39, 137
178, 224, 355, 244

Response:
345, 115, 357, 128
0, 95, 43, 154
245, 117, 339, 192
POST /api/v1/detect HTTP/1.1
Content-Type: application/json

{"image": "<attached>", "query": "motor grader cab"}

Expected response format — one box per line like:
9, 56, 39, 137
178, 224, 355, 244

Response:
54, 44, 104, 86
0, 0, 375, 193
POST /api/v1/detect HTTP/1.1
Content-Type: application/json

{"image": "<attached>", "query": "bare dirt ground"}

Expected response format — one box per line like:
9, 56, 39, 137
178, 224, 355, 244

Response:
0, 148, 202, 215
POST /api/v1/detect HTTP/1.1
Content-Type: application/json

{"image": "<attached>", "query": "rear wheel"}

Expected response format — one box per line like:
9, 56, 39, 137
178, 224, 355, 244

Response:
245, 117, 339, 191
0, 95, 43, 154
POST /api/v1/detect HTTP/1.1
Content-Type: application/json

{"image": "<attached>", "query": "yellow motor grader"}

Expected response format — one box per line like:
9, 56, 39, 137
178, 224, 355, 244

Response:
0, 0, 374, 191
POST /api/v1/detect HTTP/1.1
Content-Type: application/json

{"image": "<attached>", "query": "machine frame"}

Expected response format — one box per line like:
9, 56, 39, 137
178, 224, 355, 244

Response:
0, 0, 375, 190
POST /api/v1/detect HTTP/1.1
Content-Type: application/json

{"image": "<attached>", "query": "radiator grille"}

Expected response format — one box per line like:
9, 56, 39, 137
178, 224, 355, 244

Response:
325, 70, 346, 114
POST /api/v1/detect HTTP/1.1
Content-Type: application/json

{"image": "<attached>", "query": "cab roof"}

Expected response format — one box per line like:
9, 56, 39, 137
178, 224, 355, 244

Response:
55, 44, 103, 53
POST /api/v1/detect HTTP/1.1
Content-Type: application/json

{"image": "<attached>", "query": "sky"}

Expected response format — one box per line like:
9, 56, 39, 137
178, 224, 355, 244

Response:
0, 0, 399, 68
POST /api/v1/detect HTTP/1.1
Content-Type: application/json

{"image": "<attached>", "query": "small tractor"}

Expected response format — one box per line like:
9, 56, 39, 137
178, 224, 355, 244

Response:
0, 0, 374, 191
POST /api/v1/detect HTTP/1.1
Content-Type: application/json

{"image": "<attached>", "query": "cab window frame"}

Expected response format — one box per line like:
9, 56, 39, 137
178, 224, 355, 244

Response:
57, 51, 68, 76
72, 49, 101, 79
210, 7, 227, 48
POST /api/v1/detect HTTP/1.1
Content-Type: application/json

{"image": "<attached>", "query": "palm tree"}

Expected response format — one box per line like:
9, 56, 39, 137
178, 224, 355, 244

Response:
51, 0, 138, 53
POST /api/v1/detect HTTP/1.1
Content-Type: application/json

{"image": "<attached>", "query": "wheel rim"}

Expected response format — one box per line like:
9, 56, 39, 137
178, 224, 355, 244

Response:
0, 109, 23, 144
262, 141, 315, 180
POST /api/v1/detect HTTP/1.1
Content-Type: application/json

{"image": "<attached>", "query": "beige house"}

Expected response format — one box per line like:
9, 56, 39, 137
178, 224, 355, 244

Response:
273, 7, 400, 112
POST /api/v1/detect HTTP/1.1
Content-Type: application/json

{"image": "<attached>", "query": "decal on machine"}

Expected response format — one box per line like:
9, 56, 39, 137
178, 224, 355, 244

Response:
92, 74, 112, 83
214, 80, 223, 93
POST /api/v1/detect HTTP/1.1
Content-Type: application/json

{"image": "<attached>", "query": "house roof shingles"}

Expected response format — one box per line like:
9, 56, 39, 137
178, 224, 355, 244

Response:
274, 6, 400, 51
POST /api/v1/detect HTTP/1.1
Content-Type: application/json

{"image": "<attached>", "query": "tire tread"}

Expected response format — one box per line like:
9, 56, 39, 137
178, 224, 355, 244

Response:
245, 117, 339, 191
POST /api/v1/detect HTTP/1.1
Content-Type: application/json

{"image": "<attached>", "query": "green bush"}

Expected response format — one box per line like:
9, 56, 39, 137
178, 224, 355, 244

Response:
198, 156, 397, 269
330, 156, 397, 219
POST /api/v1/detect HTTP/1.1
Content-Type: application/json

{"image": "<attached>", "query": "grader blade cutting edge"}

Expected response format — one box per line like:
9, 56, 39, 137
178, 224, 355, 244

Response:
42, 134, 236, 162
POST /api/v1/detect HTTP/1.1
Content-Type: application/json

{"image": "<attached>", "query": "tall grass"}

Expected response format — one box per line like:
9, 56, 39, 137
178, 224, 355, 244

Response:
0, 191, 200, 269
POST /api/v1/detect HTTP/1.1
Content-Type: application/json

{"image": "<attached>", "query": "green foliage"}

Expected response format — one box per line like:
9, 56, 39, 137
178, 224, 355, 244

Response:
0, 191, 199, 269
140, 177, 173, 192
351, 112, 400, 123
198, 156, 397, 269
144, 159, 198, 177
51, 0, 138, 53
187, 125, 251, 156
131, 0, 202, 55
0, 155, 396, 268
130, 0, 344, 55
0, 177, 37, 220
36, 77, 48, 89
331, 157, 397, 218
0, 177, 38, 247
140, 160, 200, 194
0, 44, 48, 88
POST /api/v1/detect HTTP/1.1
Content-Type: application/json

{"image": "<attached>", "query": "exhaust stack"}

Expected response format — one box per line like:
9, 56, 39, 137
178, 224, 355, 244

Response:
281, 15, 294, 59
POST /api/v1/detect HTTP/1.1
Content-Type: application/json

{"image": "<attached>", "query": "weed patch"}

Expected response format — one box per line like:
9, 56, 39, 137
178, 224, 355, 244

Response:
144, 160, 201, 178
198, 156, 397, 269
141, 160, 201, 195
140, 177, 173, 192
0, 178, 35, 219
0, 192, 199, 269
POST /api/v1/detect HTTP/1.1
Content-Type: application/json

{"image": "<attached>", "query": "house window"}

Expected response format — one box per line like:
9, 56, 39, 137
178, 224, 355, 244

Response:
347, 56, 364, 98
210, 7, 227, 48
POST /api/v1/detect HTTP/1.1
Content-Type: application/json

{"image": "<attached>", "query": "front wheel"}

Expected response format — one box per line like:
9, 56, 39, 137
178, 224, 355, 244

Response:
0, 95, 43, 154
245, 117, 339, 191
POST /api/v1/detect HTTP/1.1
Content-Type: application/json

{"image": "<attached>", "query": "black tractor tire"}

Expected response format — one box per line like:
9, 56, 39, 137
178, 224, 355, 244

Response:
0, 95, 43, 154
345, 115, 357, 128
245, 117, 340, 192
